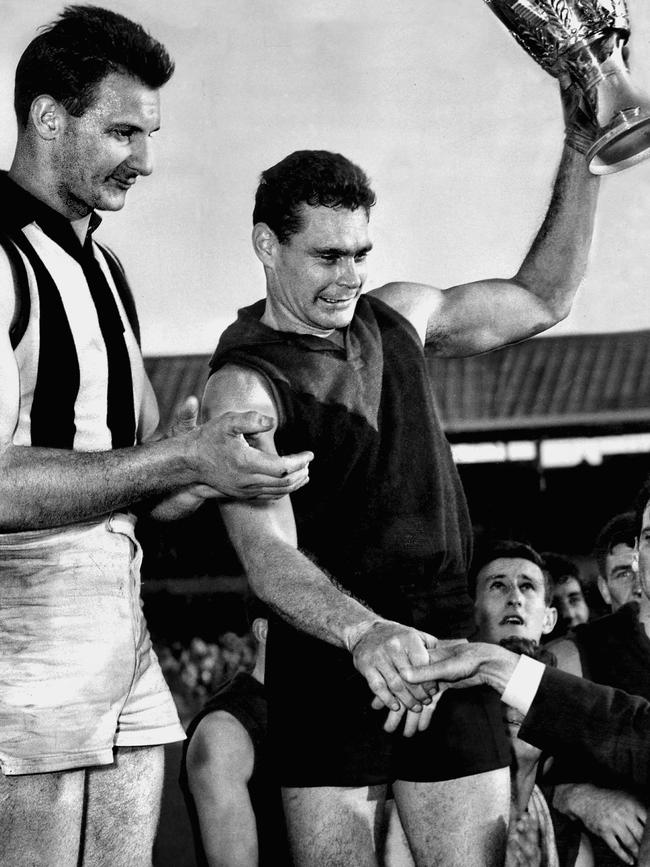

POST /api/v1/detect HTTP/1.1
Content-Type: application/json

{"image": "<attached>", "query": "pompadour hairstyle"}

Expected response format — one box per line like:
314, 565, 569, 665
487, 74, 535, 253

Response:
14, 5, 174, 127
253, 150, 376, 243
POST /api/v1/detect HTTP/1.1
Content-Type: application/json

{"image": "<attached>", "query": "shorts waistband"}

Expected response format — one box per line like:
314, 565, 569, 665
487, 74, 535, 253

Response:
0, 511, 136, 548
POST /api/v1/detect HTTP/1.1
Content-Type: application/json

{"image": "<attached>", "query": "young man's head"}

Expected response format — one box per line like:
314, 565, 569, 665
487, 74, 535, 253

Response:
542, 551, 590, 635
593, 512, 640, 611
471, 540, 557, 645
13, 5, 174, 217
252, 150, 377, 335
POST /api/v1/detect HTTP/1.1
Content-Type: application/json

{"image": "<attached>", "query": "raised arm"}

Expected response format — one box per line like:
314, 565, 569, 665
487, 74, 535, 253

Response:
372, 91, 600, 357
204, 364, 439, 713
0, 258, 313, 531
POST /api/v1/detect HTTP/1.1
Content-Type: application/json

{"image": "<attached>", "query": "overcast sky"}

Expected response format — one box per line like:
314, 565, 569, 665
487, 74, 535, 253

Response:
1, 0, 649, 356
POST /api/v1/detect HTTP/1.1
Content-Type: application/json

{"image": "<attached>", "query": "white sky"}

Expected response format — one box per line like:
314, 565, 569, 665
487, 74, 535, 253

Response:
1, 0, 650, 357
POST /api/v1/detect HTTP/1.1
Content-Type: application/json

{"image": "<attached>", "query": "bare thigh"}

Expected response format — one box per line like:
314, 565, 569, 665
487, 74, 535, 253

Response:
0, 767, 85, 867
282, 784, 388, 867
393, 767, 510, 867
82, 744, 165, 867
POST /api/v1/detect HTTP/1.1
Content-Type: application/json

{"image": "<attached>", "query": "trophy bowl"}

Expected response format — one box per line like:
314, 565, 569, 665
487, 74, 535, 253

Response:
483, 0, 650, 174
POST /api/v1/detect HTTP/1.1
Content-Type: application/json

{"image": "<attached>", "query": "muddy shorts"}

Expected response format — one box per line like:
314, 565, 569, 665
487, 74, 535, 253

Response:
0, 512, 184, 776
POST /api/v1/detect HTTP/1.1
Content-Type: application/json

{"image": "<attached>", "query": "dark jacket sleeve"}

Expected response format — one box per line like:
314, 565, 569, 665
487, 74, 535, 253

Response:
519, 666, 650, 791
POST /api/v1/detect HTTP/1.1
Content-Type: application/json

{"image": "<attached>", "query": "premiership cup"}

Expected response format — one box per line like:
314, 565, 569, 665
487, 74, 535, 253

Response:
483, 0, 650, 174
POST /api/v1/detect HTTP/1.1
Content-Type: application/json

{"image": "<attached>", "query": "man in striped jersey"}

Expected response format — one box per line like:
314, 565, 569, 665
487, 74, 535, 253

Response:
0, 7, 312, 866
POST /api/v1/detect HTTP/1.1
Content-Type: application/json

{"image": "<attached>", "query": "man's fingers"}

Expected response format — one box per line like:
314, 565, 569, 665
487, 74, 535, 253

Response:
383, 705, 406, 734
381, 666, 424, 712
603, 832, 634, 865
224, 410, 276, 437
365, 671, 401, 712
403, 656, 460, 684
169, 395, 199, 435
281, 450, 315, 475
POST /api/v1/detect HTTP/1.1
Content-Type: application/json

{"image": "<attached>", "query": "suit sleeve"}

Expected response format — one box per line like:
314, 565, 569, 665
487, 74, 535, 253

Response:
519, 666, 650, 790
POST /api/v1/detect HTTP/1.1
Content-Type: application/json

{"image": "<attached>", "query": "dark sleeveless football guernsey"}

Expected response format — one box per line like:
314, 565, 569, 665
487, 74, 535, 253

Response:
210, 296, 509, 786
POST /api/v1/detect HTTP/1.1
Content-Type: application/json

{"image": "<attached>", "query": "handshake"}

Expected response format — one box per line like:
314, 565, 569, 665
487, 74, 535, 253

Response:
367, 639, 522, 737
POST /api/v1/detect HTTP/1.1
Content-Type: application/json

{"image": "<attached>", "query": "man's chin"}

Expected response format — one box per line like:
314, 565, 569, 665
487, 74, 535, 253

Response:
95, 187, 129, 212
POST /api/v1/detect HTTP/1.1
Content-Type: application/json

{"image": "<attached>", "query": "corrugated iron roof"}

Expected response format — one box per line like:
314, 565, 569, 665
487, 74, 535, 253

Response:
426, 330, 650, 440
144, 330, 650, 442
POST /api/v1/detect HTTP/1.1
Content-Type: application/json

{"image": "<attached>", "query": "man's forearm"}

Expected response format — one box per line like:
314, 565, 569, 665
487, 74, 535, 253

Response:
241, 536, 383, 649
0, 438, 194, 530
514, 143, 600, 321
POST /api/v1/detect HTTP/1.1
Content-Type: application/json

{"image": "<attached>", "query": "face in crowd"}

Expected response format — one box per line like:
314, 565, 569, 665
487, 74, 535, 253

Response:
551, 575, 590, 632
473, 556, 557, 646
637, 502, 650, 601
598, 541, 641, 611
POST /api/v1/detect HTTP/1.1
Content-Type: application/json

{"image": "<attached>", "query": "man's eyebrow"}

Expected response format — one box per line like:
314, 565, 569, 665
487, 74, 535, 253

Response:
110, 122, 161, 133
312, 243, 374, 256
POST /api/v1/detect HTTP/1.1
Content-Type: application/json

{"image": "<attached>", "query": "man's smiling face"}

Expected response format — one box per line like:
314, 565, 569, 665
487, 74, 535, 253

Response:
474, 557, 557, 644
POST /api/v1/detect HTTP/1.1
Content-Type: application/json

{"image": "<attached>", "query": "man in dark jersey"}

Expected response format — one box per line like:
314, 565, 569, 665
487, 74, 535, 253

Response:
180, 601, 290, 866
202, 134, 601, 866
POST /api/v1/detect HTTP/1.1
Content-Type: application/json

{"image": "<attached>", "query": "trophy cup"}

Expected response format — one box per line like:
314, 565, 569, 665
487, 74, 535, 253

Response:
482, 0, 650, 174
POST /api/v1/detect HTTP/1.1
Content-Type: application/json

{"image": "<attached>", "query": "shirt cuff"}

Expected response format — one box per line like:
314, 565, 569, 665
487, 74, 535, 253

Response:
501, 655, 545, 716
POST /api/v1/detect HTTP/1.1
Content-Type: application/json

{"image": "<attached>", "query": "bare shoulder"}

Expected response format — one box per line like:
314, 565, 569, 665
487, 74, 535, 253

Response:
545, 636, 583, 677
187, 709, 255, 780
202, 362, 278, 422
369, 281, 444, 346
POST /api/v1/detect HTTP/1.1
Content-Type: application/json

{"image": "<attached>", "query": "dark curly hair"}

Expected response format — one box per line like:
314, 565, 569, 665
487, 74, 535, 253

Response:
252, 150, 376, 243
14, 5, 174, 127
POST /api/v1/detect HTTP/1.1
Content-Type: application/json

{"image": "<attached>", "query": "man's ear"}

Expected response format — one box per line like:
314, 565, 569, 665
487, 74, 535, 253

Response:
252, 223, 279, 267
597, 573, 612, 605
542, 606, 558, 636
30, 95, 63, 140
252, 617, 268, 645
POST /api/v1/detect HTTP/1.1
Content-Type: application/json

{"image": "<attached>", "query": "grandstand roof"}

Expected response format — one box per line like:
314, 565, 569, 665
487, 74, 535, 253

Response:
144, 329, 650, 443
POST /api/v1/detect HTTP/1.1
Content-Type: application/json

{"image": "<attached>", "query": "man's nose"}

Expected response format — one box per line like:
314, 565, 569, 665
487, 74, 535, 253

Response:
129, 137, 154, 176
337, 259, 362, 288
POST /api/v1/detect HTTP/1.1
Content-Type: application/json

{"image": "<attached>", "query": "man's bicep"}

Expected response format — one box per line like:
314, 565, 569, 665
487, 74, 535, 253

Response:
369, 281, 444, 346
202, 364, 278, 435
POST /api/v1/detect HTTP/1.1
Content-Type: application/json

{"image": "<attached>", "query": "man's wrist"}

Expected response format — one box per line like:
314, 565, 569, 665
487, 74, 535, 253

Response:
501, 653, 545, 714
343, 618, 386, 653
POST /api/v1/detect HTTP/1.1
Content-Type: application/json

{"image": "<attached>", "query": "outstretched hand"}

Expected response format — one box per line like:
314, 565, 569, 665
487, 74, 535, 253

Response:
402, 641, 519, 697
